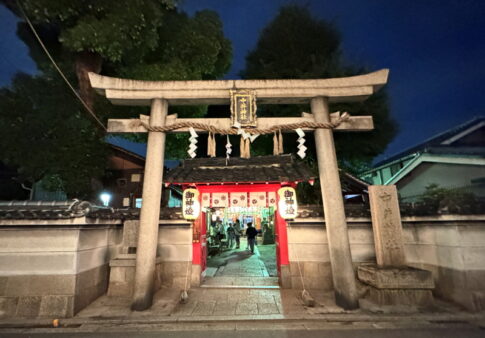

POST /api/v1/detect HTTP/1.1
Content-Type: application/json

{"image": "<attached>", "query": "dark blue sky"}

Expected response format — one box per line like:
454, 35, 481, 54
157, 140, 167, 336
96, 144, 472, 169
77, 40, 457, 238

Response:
1, 0, 484, 162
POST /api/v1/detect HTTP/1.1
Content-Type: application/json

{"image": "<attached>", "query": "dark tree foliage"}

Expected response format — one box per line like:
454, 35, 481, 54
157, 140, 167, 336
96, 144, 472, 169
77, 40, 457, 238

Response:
0, 74, 108, 198
242, 5, 398, 168
0, 1, 232, 197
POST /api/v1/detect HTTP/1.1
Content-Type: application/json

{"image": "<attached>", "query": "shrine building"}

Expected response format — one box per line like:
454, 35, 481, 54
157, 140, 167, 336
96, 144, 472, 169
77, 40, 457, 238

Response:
164, 154, 316, 286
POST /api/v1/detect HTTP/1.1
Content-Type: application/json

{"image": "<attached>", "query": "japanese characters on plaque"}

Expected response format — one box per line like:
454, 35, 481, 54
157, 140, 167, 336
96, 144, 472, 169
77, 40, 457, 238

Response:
277, 187, 298, 219
230, 90, 257, 127
368, 185, 406, 267
182, 188, 200, 220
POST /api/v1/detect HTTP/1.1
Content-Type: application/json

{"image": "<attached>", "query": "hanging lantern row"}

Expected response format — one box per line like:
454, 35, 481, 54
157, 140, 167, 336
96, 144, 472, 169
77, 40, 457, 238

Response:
182, 187, 298, 221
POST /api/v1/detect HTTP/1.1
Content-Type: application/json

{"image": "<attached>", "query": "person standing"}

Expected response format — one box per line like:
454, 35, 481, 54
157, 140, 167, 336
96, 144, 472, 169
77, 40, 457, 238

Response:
215, 218, 224, 244
245, 222, 258, 254
227, 222, 236, 249
234, 219, 242, 249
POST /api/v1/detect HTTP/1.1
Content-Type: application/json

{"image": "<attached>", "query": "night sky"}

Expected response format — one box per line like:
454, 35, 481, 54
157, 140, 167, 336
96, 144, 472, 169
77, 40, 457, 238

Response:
1, 0, 484, 162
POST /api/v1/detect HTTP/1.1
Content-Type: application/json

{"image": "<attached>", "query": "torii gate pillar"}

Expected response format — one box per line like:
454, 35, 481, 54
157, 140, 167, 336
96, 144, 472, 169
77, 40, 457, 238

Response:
312, 96, 359, 309
132, 98, 167, 311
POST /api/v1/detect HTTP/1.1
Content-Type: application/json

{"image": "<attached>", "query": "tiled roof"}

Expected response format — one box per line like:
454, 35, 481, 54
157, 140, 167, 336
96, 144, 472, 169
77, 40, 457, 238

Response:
297, 204, 371, 218
0, 200, 93, 220
165, 154, 316, 184
340, 171, 369, 193
425, 146, 485, 157
0, 200, 183, 220
375, 116, 484, 167
88, 207, 183, 220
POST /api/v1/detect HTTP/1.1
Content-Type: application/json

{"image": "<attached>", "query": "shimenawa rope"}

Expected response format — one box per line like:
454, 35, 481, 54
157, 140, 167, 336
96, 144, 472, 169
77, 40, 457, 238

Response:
139, 112, 350, 134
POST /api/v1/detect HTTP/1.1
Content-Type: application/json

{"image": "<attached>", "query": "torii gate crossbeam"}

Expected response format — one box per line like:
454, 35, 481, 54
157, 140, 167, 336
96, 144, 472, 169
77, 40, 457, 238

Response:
89, 69, 389, 311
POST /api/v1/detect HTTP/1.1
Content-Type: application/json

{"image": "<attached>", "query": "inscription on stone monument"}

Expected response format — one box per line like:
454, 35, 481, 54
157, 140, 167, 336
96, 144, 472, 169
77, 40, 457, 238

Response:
369, 185, 406, 267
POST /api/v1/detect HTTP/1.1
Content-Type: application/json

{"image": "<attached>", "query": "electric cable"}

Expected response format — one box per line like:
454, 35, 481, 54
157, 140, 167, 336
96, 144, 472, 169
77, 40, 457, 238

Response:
15, 0, 107, 132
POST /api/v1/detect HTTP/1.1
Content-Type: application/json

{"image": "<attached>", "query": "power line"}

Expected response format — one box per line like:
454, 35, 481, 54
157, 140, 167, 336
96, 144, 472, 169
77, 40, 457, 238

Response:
15, 0, 107, 132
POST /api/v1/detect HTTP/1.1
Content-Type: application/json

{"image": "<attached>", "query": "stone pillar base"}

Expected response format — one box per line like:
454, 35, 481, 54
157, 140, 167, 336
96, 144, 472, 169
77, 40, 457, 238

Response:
279, 264, 291, 289
108, 254, 161, 298
367, 287, 434, 306
358, 263, 435, 306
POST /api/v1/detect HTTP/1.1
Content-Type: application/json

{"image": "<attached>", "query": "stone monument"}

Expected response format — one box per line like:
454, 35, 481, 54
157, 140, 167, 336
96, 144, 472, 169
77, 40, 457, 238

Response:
358, 185, 435, 306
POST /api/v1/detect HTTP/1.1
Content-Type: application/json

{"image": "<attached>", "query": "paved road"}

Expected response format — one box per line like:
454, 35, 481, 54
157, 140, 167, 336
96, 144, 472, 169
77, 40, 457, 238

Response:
1, 327, 484, 338
1, 320, 484, 338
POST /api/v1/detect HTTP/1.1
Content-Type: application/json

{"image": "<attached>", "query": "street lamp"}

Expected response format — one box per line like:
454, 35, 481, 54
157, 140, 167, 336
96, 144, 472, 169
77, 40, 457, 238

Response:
100, 192, 112, 207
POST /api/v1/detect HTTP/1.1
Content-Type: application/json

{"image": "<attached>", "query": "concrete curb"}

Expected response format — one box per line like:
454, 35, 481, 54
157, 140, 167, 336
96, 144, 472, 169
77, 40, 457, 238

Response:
1, 312, 483, 329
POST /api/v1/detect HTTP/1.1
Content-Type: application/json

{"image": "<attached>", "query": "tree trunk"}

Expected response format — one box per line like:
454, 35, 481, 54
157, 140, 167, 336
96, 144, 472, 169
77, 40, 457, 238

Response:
75, 51, 103, 111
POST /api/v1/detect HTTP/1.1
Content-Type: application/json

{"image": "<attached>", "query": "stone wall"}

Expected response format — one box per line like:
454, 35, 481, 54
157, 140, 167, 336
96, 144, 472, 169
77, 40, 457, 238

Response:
105, 220, 192, 297
1, 214, 484, 316
0, 220, 122, 318
284, 218, 374, 291
157, 223, 193, 289
402, 216, 485, 311
287, 215, 485, 311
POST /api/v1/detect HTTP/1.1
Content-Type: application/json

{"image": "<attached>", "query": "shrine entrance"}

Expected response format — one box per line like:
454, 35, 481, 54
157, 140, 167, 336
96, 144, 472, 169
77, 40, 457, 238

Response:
195, 184, 281, 288
164, 155, 309, 288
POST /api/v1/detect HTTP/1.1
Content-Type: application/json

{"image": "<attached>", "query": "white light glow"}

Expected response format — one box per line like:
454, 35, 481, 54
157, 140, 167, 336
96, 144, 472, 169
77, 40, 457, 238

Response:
100, 192, 112, 207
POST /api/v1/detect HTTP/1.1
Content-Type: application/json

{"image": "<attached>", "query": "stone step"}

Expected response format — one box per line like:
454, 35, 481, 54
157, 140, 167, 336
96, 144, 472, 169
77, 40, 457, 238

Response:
201, 276, 279, 288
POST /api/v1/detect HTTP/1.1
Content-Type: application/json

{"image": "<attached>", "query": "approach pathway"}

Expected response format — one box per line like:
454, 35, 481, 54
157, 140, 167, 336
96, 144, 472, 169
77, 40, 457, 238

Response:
202, 239, 278, 287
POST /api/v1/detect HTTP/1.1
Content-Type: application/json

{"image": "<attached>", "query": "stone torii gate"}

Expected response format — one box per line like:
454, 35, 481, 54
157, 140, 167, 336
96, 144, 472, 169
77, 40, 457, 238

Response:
89, 69, 389, 311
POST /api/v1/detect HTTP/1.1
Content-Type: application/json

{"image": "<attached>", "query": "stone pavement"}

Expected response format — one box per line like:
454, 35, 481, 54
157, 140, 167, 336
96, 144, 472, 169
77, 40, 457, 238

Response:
74, 285, 468, 320
2, 285, 485, 337
202, 242, 279, 287
74, 287, 345, 319
214, 246, 269, 277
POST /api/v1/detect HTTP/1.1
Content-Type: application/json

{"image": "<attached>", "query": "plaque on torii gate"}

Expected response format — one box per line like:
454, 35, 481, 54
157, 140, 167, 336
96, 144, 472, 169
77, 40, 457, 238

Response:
89, 69, 389, 311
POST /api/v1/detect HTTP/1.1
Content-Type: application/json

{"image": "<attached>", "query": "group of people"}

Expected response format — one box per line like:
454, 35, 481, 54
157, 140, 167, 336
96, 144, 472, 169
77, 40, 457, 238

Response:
210, 219, 260, 254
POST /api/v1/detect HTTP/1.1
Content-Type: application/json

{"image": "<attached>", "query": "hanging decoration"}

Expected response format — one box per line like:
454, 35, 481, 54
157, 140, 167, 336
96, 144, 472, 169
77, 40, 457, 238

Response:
212, 192, 229, 207
230, 192, 247, 207
295, 128, 307, 159
225, 135, 232, 162
273, 129, 284, 155
141, 111, 350, 135
207, 132, 216, 157
240, 136, 251, 159
182, 188, 200, 220
273, 132, 278, 155
144, 110, 350, 160
268, 191, 277, 207
249, 192, 267, 207
201, 193, 211, 208
278, 187, 298, 219
187, 127, 198, 158
278, 129, 283, 154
